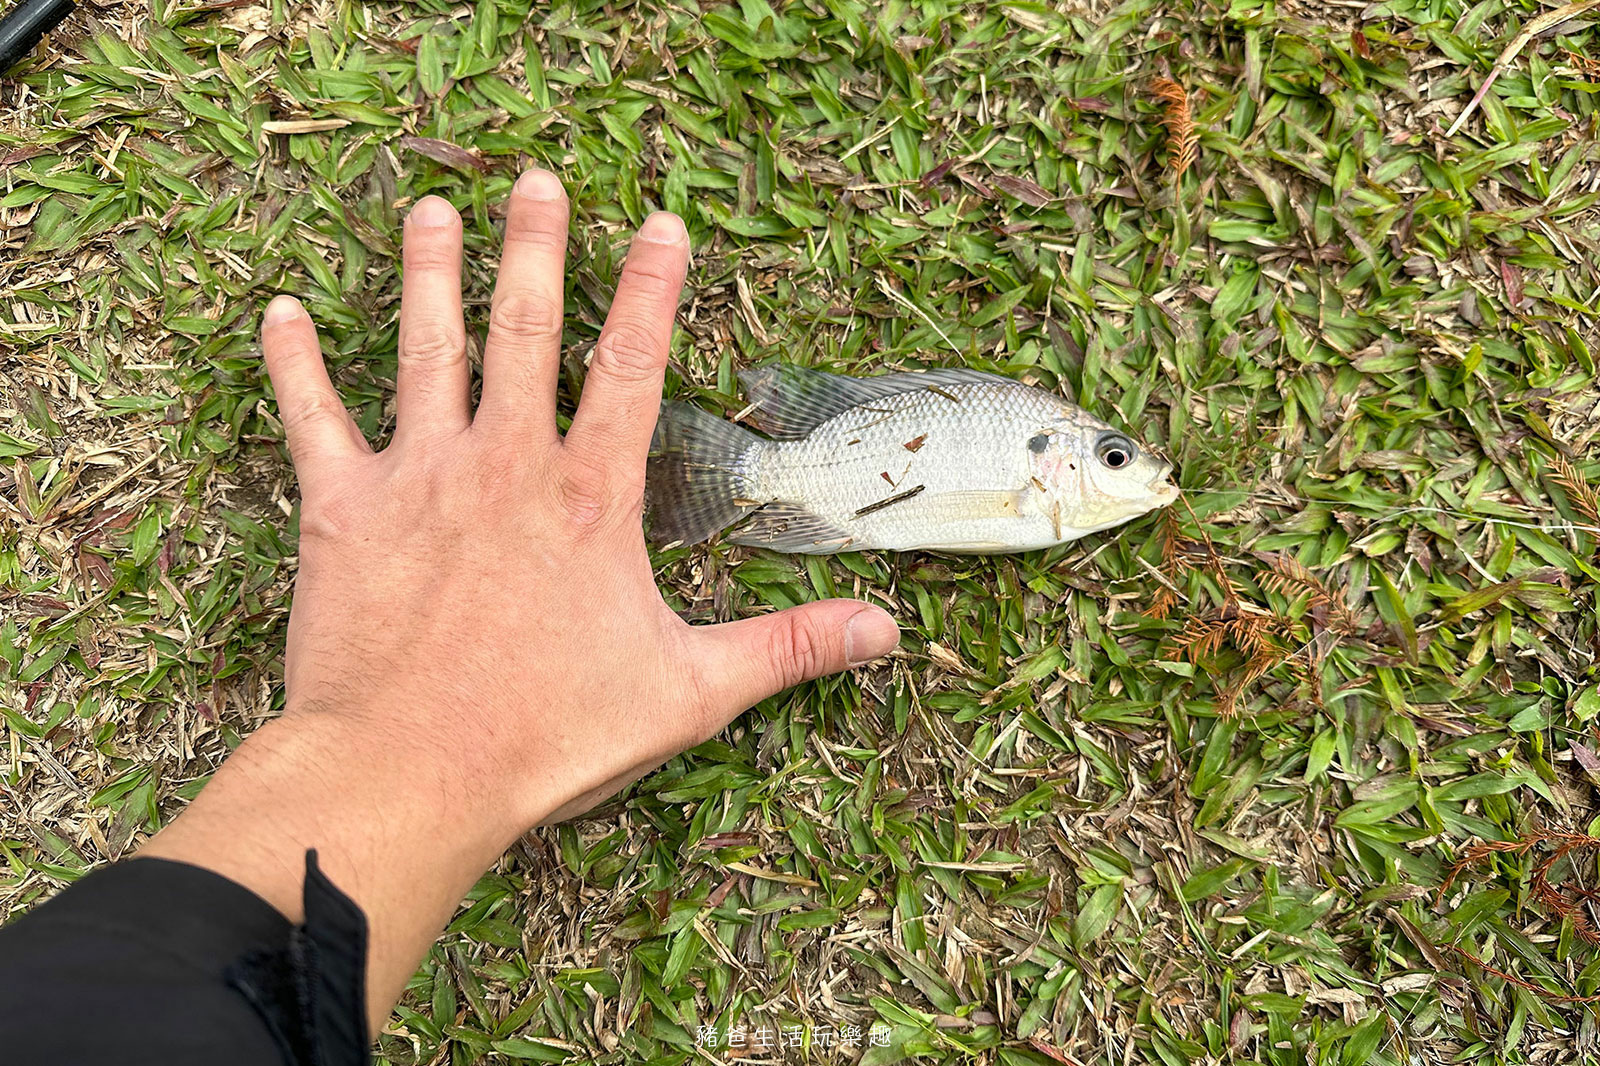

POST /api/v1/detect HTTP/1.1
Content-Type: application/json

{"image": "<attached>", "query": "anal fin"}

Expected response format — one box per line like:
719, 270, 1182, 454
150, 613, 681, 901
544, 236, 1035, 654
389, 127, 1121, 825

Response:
728, 503, 857, 555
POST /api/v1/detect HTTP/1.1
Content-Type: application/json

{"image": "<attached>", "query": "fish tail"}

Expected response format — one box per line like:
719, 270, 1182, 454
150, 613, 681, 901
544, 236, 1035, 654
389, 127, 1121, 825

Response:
647, 403, 766, 545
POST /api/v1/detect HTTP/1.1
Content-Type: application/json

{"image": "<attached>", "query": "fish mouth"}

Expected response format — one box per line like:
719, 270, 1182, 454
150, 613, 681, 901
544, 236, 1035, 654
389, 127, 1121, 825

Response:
1149, 467, 1181, 504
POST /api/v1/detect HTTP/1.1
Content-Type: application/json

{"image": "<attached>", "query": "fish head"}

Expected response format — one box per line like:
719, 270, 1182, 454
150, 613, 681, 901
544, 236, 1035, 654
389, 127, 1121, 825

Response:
1027, 417, 1180, 531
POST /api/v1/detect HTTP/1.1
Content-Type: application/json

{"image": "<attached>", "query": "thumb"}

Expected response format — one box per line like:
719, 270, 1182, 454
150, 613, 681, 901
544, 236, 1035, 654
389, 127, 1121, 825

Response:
693, 599, 900, 718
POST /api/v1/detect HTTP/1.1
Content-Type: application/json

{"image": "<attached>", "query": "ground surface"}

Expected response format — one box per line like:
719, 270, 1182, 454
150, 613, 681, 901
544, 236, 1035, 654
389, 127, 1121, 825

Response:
3, 0, 1600, 1063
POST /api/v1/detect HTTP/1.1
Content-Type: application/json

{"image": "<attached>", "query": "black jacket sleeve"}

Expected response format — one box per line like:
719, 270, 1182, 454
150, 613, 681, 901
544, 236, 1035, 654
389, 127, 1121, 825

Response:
0, 849, 369, 1066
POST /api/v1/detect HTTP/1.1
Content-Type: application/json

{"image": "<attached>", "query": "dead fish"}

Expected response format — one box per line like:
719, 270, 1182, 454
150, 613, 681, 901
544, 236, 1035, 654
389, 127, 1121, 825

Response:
647, 365, 1179, 554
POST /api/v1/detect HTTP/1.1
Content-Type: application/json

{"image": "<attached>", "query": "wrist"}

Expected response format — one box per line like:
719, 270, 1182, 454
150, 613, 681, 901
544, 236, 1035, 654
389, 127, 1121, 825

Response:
267, 707, 534, 855
143, 711, 524, 920
142, 709, 534, 1029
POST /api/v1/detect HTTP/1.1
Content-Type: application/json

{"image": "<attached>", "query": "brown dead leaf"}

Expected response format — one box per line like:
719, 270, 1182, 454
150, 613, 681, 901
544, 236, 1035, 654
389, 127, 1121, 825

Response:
989, 173, 1053, 207
399, 135, 491, 173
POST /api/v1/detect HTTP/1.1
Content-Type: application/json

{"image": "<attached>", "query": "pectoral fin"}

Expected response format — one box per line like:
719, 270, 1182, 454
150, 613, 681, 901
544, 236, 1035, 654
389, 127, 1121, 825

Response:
932, 488, 1030, 518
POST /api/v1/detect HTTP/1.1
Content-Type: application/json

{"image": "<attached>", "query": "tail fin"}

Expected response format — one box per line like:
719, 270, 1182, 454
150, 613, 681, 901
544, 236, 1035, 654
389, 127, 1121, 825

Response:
647, 403, 766, 545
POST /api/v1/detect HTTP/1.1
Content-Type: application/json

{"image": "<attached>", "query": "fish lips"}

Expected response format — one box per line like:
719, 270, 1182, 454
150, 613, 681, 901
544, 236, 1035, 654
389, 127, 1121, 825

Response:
1149, 465, 1181, 504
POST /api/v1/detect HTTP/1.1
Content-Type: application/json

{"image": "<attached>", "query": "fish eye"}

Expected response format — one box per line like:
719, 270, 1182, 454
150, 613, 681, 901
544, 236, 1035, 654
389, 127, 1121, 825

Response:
1095, 433, 1136, 470
1027, 433, 1051, 454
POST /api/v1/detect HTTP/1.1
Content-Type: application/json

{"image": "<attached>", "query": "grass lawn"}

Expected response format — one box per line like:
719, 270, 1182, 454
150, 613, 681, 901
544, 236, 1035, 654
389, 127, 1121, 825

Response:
4, 0, 1600, 1062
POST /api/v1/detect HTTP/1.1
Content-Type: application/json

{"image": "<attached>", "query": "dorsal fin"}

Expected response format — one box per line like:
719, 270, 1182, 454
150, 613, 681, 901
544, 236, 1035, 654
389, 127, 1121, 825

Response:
735, 364, 1019, 440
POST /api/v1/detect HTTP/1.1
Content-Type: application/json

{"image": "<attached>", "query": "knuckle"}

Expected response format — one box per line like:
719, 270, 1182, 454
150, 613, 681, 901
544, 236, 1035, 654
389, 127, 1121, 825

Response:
488, 292, 561, 342
770, 616, 826, 689
623, 256, 684, 292
467, 446, 522, 497
383, 455, 463, 521
298, 482, 363, 540
282, 390, 347, 435
402, 321, 465, 367
298, 503, 344, 541
603, 473, 646, 527
403, 239, 458, 273
556, 459, 611, 528
399, 437, 453, 478
504, 220, 568, 256
590, 325, 662, 384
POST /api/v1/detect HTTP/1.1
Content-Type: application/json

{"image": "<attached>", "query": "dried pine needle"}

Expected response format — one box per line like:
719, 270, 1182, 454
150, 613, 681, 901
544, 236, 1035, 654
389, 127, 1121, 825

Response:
1150, 77, 1198, 178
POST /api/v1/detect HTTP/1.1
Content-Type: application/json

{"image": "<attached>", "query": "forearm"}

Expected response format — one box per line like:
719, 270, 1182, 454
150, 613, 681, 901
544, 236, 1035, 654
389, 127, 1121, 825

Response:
139, 712, 528, 1034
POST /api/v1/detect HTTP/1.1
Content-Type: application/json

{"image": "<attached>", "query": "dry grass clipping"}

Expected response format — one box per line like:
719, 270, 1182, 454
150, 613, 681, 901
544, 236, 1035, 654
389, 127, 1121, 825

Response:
1169, 605, 1302, 718
1446, 0, 1600, 136
1566, 49, 1600, 79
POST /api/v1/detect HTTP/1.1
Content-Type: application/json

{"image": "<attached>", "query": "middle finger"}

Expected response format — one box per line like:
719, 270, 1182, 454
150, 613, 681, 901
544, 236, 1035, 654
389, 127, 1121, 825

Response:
474, 169, 570, 443
395, 196, 471, 446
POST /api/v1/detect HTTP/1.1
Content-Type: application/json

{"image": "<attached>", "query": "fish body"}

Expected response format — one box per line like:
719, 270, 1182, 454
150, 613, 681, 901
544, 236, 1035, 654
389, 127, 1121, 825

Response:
647, 365, 1178, 554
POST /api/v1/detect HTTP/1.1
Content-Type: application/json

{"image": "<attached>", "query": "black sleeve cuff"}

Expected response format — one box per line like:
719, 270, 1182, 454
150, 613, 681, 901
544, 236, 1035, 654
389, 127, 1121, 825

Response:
227, 850, 371, 1066
0, 849, 369, 1066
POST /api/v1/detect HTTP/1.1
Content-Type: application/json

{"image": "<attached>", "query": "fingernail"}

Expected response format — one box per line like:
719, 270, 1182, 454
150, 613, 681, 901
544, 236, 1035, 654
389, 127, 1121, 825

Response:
636, 211, 686, 245
845, 609, 899, 668
409, 196, 457, 228
263, 295, 304, 327
515, 168, 563, 201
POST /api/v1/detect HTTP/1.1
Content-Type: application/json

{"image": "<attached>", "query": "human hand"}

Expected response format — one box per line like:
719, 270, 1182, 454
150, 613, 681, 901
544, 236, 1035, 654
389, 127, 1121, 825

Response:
141, 172, 898, 1024
260, 172, 899, 830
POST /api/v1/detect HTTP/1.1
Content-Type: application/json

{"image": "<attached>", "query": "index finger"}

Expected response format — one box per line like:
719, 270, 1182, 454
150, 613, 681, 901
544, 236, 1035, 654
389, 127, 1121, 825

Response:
261, 296, 371, 478
561, 212, 688, 479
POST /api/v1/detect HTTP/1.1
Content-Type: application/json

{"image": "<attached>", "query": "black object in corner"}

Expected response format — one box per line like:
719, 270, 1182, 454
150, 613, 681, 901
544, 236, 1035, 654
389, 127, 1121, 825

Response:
0, 849, 371, 1066
0, 0, 74, 77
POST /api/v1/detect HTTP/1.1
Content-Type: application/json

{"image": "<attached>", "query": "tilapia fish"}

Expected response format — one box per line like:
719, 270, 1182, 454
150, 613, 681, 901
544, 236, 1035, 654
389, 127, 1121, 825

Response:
647, 365, 1179, 554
